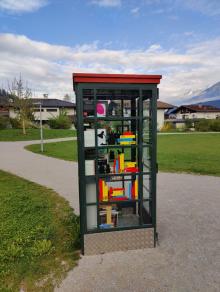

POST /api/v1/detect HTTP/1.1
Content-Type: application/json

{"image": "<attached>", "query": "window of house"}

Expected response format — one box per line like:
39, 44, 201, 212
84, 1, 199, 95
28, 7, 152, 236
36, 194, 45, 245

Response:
46, 108, 57, 112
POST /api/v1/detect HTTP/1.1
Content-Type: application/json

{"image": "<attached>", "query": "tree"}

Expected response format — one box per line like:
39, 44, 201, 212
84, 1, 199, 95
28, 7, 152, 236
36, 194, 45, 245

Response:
63, 94, 72, 102
9, 76, 34, 135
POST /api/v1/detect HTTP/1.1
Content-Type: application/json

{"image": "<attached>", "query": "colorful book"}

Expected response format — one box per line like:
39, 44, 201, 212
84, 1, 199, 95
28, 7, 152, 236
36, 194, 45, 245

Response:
106, 206, 112, 224
119, 153, 124, 172
135, 179, 138, 199
99, 179, 103, 201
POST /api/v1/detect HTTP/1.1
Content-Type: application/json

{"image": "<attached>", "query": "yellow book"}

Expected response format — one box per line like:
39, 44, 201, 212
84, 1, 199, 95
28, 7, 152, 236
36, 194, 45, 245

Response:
103, 182, 108, 201
135, 179, 138, 199
112, 190, 124, 196
125, 162, 136, 168
120, 141, 136, 145
120, 153, 124, 172
106, 206, 112, 224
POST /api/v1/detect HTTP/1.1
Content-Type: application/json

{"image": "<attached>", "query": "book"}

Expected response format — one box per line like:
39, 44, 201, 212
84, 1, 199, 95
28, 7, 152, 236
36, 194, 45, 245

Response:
119, 153, 124, 172
99, 179, 103, 201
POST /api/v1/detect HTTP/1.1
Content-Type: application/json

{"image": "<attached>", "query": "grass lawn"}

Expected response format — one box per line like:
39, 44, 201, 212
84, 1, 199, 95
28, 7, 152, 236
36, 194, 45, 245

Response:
26, 133, 220, 176
158, 133, 220, 176
0, 170, 79, 291
26, 140, 78, 161
0, 128, 76, 141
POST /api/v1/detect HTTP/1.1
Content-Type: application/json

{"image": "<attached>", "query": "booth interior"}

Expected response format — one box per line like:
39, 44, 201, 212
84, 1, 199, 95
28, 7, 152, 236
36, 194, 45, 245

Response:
82, 88, 153, 231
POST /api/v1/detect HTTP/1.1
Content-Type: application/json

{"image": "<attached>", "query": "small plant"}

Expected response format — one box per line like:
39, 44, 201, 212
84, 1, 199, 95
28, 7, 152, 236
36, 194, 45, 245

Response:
9, 117, 21, 129
48, 110, 72, 129
160, 121, 175, 132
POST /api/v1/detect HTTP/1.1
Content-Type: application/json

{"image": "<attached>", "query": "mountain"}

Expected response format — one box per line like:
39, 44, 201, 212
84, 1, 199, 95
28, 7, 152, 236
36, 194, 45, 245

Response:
186, 81, 220, 105
198, 99, 220, 109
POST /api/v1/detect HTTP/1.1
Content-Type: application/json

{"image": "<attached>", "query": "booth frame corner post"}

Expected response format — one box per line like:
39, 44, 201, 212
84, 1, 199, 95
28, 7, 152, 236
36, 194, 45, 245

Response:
73, 73, 162, 255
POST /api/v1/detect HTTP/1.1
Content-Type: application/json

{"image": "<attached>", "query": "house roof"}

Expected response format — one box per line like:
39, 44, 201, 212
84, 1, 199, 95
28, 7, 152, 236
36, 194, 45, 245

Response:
157, 101, 175, 109
172, 104, 220, 113
73, 73, 162, 85
31, 98, 76, 108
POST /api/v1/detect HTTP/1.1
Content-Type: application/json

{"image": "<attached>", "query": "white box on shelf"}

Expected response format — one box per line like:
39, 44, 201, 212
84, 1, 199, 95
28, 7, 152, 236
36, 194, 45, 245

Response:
85, 160, 95, 176
84, 129, 106, 147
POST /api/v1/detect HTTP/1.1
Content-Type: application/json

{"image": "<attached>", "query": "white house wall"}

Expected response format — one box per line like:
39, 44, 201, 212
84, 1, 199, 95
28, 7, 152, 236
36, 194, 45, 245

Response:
176, 112, 220, 120
9, 107, 76, 121
157, 109, 165, 130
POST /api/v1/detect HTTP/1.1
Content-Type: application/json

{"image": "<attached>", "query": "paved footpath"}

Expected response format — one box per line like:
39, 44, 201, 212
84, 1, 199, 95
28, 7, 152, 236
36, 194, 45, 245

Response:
0, 138, 79, 213
0, 139, 220, 291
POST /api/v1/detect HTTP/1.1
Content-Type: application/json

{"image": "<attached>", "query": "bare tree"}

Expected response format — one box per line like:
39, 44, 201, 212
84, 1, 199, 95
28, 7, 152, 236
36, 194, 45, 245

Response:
9, 76, 34, 135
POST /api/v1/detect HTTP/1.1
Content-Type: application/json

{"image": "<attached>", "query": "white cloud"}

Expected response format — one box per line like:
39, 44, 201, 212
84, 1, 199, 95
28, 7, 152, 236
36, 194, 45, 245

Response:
0, 0, 48, 13
91, 0, 121, 7
0, 33, 220, 104
131, 7, 140, 15
180, 0, 220, 16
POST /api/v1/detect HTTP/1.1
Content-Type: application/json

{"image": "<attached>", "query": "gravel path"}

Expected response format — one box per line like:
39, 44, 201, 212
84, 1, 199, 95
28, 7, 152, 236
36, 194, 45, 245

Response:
56, 172, 220, 292
0, 140, 219, 291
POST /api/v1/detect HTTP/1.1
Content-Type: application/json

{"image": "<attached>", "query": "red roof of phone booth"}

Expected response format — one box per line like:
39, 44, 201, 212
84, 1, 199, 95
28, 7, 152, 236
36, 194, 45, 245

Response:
72, 73, 162, 84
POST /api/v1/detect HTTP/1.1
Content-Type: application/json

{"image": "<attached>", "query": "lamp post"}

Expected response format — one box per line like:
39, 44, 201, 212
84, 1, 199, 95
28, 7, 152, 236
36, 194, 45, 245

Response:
34, 102, 44, 152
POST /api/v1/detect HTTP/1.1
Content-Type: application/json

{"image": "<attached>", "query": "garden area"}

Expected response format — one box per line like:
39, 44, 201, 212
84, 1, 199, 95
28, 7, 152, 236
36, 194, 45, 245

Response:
26, 133, 220, 176
0, 170, 79, 291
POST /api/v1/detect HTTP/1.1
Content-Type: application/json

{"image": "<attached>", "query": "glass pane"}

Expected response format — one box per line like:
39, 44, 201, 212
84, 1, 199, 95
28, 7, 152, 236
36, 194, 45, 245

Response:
86, 182, 96, 204
143, 175, 150, 200
143, 146, 150, 171
142, 200, 152, 224
86, 205, 97, 230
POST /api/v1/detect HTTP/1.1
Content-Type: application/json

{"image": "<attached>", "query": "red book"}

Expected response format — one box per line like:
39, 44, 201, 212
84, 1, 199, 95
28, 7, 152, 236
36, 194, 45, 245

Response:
110, 197, 128, 201
118, 156, 120, 172
113, 159, 116, 173
123, 131, 133, 135
99, 179, 103, 201
124, 167, 139, 173
131, 182, 135, 200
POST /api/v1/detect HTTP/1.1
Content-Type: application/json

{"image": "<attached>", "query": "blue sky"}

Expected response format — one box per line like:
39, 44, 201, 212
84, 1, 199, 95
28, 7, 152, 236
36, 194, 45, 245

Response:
0, 0, 220, 103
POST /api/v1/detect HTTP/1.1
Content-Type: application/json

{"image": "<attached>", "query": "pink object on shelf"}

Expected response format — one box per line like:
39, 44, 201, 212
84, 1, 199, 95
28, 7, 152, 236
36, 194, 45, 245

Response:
96, 103, 106, 117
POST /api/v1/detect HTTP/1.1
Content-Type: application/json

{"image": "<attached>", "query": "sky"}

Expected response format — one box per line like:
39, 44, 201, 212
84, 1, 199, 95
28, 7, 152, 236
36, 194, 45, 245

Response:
0, 0, 220, 104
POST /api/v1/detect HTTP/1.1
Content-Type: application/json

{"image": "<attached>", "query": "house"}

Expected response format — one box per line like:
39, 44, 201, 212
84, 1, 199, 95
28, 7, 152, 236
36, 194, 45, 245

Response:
9, 98, 76, 122
157, 101, 175, 130
168, 104, 220, 120
166, 104, 220, 129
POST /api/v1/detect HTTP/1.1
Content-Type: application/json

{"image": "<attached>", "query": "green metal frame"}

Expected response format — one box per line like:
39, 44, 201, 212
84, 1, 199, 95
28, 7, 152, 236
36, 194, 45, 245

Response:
75, 82, 158, 254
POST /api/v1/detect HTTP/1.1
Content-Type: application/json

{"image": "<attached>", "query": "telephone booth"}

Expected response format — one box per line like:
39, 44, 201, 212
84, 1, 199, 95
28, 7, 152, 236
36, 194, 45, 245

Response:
73, 73, 162, 255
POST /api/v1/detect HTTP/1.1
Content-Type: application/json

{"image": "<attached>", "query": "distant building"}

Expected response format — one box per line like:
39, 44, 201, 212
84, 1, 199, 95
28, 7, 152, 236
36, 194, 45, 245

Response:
169, 104, 220, 120
157, 101, 175, 130
9, 98, 76, 122
166, 104, 220, 129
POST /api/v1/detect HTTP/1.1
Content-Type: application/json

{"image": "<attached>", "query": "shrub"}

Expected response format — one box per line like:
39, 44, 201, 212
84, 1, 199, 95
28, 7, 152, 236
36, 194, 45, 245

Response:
48, 111, 72, 129
9, 117, 21, 129
160, 122, 175, 132
0, 116, 10, 129
210, 119, 220, 131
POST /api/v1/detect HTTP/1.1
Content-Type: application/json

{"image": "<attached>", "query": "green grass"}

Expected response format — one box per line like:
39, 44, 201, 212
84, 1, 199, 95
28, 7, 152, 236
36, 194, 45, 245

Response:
0, 129, 76, 141
26, 140, 78, 161
26, 133, 220, 176
0, 170, 80, 291
158, 133, 220, 176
